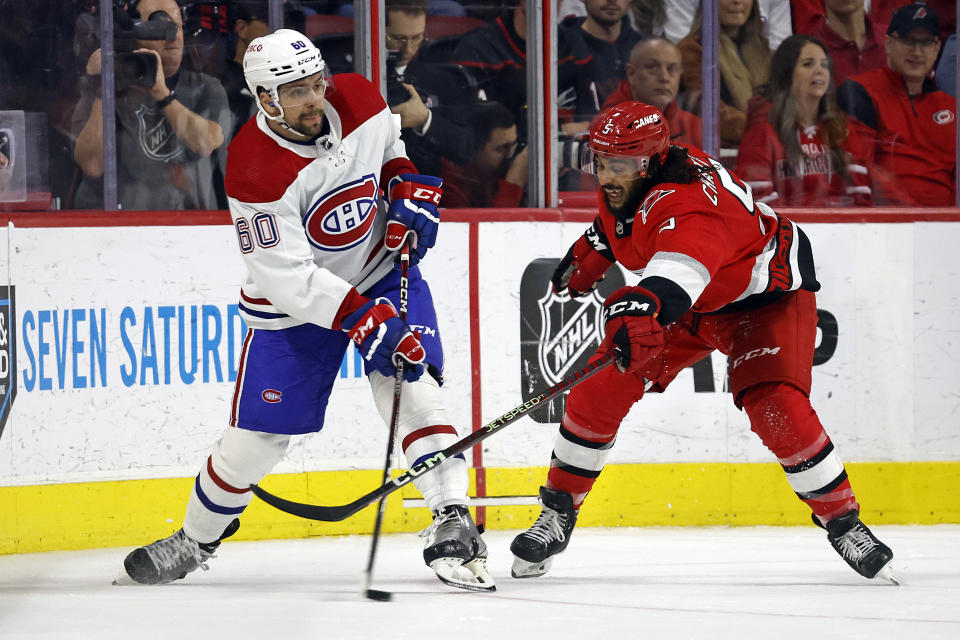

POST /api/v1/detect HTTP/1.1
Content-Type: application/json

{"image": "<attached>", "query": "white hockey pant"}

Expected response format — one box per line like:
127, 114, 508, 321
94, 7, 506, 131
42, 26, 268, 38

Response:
183, 427, 290, 543
369, 371, 469, 512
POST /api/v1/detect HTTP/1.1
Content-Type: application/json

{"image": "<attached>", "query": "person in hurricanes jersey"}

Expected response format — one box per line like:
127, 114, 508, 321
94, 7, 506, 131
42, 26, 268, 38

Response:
118, 29, 493, 592
510, 101, 897, 585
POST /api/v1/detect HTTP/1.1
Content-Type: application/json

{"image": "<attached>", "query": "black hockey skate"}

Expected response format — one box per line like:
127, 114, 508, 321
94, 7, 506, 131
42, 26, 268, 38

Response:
421, 505, 495, 592
510, 486, 578, 578
122, 518, 240, 585
819, 511, 898, 585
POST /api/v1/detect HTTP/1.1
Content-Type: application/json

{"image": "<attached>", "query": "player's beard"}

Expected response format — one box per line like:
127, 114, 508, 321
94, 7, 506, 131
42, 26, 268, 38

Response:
289, 109, 326, 138
601, 178, 648, 220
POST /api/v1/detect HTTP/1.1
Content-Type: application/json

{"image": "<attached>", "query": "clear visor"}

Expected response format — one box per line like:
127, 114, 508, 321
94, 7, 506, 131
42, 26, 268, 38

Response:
580, 146, 650, 179
276, 68, 335, 108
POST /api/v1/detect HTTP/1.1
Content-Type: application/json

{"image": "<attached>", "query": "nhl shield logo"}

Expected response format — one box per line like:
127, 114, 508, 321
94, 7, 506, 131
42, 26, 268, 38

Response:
536, 288, 606, 387
0, 286, 16, 440
520, 258, 625, 422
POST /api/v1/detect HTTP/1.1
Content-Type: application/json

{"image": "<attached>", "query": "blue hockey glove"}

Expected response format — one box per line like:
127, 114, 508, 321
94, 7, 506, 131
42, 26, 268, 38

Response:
342, 296, 425, 382
385, 173, 442, 265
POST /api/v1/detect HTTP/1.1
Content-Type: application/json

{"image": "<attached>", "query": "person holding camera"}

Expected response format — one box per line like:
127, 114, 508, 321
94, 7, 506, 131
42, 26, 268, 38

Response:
385, 0, 477, 176
440, 101, 528, 208
73, 0, 230, 210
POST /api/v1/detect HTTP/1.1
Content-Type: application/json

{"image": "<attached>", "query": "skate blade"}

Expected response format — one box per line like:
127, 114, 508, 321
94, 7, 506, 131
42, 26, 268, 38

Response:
875, 562, 900, 586
510, 556, 553, 579
429, 557, 496, 592
111, 569, 141, 586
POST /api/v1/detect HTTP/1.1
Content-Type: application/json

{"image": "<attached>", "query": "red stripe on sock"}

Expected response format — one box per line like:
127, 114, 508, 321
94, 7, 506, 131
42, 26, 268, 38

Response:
401, 424, 457, 452
206, 456, 250, 494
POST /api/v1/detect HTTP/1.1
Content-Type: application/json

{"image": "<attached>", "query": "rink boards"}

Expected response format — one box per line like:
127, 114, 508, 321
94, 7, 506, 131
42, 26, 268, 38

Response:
1, 209, 959, 553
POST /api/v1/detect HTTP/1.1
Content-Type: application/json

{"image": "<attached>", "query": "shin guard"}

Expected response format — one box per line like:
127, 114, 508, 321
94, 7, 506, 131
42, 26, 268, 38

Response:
183, 427, 290, 543
741, 382, 859, 524
370, 372, 468, 511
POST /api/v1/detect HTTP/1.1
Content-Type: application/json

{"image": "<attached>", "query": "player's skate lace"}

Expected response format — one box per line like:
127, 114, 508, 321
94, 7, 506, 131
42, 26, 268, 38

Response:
523, 508, 567, 547
147, 531, 208, 571
835, 525, 878, 563
420, 505, 484, 562
124, 518, 239, 585
820, 510, 896, 582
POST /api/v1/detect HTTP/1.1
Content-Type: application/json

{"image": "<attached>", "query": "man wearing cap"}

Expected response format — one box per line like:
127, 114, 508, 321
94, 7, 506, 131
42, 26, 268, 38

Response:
837, 2, 956, 206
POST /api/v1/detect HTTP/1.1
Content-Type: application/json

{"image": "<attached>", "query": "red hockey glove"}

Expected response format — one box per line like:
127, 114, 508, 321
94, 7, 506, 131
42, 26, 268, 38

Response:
342, 296, 426, 382
385, 174, 442, 265
599, 286, 664, 375
552, 228, 614, 298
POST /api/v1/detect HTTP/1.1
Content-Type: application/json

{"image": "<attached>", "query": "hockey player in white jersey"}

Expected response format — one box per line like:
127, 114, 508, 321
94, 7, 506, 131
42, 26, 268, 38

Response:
120, 29, 493, 592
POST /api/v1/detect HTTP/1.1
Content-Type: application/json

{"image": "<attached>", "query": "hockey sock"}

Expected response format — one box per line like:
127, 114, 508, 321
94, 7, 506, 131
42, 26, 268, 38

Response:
545, 416, 616, 508
369, 371, 469, 512
183, 427, 289, 543
741, 382, 859, 524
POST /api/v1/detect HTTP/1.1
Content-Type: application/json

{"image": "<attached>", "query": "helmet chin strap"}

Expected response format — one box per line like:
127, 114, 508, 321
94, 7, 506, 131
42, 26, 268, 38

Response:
261, 98, 312, 140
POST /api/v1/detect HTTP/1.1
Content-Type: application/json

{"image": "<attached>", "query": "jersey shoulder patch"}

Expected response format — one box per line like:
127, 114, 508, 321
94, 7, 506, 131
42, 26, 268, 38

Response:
225, 118, 314, 203
328, 73, 388, 138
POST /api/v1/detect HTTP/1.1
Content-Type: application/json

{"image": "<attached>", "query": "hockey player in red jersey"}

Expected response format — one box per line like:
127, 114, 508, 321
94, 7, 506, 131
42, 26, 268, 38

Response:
120, 30, 493, 592
510, 101, 897, 584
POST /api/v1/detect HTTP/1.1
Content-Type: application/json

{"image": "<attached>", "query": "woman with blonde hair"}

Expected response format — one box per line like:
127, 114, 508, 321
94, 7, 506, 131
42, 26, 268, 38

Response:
677, 0, 772, 147
735, 34, 872, 206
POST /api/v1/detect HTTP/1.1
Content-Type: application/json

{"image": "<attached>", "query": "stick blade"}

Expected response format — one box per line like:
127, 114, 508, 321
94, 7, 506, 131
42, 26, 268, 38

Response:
249, 483, 355, 522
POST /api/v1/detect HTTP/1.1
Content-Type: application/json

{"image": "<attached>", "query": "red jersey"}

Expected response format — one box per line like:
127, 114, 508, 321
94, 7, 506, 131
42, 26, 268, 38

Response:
807, 13, 887, 87
838, 67, 956, 206
736, 99, 873, 207
591, 147, 819, 321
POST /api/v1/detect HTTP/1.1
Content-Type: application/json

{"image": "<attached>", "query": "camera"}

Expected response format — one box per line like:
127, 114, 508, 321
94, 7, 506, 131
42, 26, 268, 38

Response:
112, 0, 179, 90
385, 50, 428, 107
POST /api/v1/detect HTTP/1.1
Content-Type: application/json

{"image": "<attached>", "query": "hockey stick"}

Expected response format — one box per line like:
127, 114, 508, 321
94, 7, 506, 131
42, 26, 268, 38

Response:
250, 350, 617, 522
362, 243, 410, 602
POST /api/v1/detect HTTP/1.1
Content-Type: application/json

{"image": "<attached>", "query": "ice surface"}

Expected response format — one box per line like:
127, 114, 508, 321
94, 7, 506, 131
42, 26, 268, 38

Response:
1, 526, 958, 640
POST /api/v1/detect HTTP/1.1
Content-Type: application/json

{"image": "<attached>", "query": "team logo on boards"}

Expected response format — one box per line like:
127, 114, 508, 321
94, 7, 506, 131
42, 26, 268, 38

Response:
304, 174, 379, 251
519, 259, 625, 422
0, 286, 17, 440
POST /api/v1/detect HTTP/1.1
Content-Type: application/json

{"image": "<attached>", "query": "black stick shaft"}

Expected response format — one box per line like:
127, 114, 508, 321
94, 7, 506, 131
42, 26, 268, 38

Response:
363, 244, 410, 592
251, 351, 617, 522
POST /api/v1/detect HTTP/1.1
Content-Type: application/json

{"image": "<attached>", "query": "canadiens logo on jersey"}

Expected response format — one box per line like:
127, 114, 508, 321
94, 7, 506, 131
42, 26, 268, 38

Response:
304, 174, 379, 251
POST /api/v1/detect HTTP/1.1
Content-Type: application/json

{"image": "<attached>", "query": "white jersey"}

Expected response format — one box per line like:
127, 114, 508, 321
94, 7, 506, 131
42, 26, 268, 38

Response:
224, 73, 417, 330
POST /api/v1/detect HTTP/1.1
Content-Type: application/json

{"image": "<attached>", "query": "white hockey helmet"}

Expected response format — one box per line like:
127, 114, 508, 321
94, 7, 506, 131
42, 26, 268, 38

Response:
243, 29, 333, 122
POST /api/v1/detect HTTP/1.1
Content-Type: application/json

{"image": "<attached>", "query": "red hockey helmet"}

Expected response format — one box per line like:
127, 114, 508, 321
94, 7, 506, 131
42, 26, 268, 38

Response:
582, 101, 671, 177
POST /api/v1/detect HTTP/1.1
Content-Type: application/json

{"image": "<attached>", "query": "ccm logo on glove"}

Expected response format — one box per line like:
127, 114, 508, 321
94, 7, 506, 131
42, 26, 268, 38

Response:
342, 296, 426, 382
385, 173, 443, 266
599, 286, 664, 375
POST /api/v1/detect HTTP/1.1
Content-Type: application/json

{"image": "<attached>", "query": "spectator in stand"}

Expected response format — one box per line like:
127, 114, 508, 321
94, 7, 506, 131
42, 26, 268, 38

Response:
221, 1, 271, 139
561, 1, 643, 106
664, 0, 793, 49
602, 37, 702, 148
451, 0, 599, 140
793, 1, 955, 42
804, 0, 887, 88
384, 0, 477, 176
837, 3, 955, 206
677, 0, 774, 148
73, 0, 230, 210
441, 102, 529, 208
935, 33, 956, 97
628, 0, 667, 37
736, 34, 873, 207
